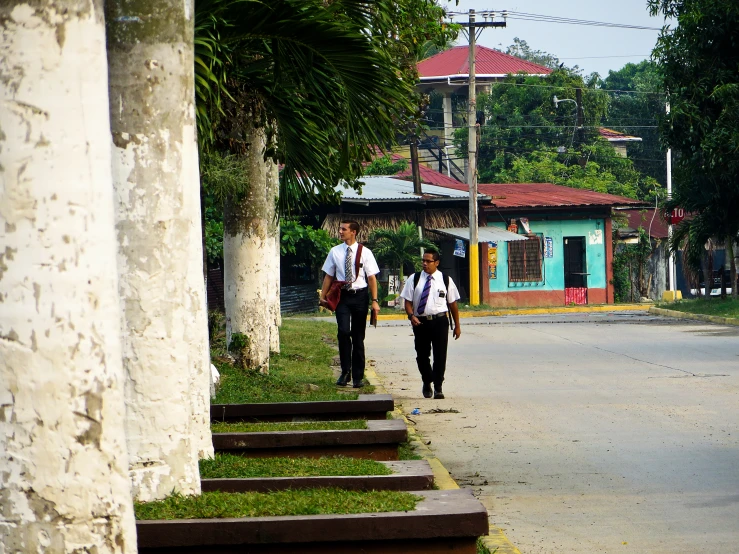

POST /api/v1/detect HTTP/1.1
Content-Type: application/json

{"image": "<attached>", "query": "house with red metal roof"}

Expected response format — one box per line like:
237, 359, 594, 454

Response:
427, 180, 646, 307
417, 45, 551, 148
598, 128, 642, 157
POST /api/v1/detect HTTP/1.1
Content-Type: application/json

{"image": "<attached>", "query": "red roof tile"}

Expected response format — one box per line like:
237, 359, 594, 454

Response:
432, 181, 645, 209
599, 127, 642, 141
390, 154, 465, 187
418, 46, 552, 79
621, 208, 669, 238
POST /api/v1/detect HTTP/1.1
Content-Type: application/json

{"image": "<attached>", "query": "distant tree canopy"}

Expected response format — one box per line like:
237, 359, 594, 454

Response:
451, 44, 662, 202
505, 37, 562, 70
649, 0, 739, 287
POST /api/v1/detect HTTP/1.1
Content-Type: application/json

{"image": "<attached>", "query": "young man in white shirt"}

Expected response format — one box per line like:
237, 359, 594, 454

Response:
320, 220, 380, 388
399, 250, 461, 399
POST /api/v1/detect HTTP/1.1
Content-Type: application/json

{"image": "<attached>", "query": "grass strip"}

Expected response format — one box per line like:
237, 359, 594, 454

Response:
199, 454, 392, 479
212, 319, 374, 404
211, 420, 367, 434
398, 441, 422, 461
135, 489, 419, 520
658, 297, 739, 319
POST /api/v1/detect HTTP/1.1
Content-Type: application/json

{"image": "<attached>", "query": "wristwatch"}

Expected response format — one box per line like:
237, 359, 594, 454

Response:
372, 298, 379, 303
407, 314, 414, 320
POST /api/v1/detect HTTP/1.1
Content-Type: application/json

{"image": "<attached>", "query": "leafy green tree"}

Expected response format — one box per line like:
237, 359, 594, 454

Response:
497, 141, 659, 200
505, 37, 562, 70
649, 0, 739, 296
364, 155, 409, 175
602, 60, 666, 187
280, 219, 339, 280
368, 222, 438, 280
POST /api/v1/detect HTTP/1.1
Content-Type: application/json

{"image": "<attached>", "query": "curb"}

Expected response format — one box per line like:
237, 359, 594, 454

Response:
649, 306, 739, 326
377, 303, 650, 321
364, 366, 522, 554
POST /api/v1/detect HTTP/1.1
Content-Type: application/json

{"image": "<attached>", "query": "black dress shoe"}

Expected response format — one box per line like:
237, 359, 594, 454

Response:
336, 374, 350, 386
352, 381, 364, 388
422, 383, 433, 398
433, 387, 444, 399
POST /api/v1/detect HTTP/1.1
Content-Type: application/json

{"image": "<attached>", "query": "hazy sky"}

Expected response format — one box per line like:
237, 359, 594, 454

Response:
448, 1, 671, 77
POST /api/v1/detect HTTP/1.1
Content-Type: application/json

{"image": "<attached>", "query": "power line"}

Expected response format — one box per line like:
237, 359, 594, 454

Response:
502, 11, 663, 32
420, 79, 664, 95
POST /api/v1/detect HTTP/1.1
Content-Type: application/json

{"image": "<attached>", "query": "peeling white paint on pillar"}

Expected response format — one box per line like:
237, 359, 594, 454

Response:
106, 0, 206, 499
0, 1, 137, 552
268, 176, 281, 354
223, 123, 278, 372
185, 124, 214, 460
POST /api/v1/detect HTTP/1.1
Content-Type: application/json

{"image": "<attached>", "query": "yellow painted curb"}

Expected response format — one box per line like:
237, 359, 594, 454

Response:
364, 366, 520, 554
649, 306, 739, 326
376, 303, 650, 321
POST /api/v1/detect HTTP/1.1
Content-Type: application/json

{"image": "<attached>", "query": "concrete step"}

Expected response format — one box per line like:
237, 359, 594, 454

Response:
137, 488, 489, 554
212, 419, 407, 461
201, 460, 434, 493
211, 393, 394, 423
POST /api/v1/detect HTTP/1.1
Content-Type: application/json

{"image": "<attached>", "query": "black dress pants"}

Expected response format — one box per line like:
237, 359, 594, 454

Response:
335, 287, 369, 384
412, 315, 449, 388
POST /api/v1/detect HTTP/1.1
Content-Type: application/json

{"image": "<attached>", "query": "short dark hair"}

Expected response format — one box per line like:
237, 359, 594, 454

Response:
423, 249, 440, 262
341, 220, 360, 234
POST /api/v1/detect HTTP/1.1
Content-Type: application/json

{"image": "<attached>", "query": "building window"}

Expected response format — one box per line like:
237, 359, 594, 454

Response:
508, 236, 544, 282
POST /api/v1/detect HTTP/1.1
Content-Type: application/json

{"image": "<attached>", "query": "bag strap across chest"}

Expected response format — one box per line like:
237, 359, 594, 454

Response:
413, 271, 450, 301
348, 243, 363, 283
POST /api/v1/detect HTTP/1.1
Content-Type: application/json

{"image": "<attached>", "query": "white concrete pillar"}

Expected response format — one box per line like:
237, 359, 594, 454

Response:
106, 0, 206, 500
0, 1, 136, 551
443, 92, 454, 147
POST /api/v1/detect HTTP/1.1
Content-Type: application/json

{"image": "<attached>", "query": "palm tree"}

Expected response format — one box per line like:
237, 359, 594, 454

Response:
194, 0, 429, 370
369, 222, 438, 282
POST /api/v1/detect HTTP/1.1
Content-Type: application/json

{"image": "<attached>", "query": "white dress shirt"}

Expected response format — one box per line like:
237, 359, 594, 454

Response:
322, 242, 380, 290
399, 270, 461, 316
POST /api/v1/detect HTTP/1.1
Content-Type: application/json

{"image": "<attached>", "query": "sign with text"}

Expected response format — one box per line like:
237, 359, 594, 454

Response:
668, 207, 685, 225
453, 239, 466, 258
544, 237, 553, 258
488, 241, 498, 279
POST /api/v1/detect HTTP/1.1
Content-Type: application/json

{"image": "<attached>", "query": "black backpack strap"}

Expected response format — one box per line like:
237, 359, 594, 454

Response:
442, 273, 454, 331
413, 272, 421, 289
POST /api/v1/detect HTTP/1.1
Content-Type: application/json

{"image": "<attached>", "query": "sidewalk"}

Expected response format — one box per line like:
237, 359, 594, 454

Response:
364, 364, 522, 554
376, 302, 650, 321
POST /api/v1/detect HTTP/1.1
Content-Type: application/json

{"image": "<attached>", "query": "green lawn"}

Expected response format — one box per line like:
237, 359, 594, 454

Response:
199, 454, 392, 479
135, 489, 419, 520
210, 420, 367, 434
212, 319, 374, 404
659, 297, 739, 319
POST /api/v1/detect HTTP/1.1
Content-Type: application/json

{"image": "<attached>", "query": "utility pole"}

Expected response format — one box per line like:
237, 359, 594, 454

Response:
455, 9, 506, 305
467, 9, 480, 305
410, 136, 422, 195
666, 101, 675, 297
575, 88, 585, 145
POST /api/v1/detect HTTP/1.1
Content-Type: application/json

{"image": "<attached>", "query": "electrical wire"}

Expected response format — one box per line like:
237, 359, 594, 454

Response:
500, 11, 663, 32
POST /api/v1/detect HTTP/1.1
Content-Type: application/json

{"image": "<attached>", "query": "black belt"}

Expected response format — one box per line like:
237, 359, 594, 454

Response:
345, 287, 368, 295
416, 312, 448, 321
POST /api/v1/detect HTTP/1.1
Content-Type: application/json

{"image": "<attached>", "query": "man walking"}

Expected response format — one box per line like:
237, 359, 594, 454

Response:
400, 250, 461, 399
320, 220, 380, 388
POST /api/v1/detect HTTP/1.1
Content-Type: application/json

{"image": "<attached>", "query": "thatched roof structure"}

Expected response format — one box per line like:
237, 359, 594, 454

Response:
322, 208, 468, 242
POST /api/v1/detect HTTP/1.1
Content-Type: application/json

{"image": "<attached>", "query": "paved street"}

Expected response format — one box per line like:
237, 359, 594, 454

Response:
365, 312, 739, 553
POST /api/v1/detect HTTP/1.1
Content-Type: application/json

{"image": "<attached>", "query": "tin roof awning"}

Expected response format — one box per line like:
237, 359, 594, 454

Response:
431, 227, 528, 243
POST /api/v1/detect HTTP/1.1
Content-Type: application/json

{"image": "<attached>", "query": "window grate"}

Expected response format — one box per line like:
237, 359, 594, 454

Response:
508, 236, 544, 282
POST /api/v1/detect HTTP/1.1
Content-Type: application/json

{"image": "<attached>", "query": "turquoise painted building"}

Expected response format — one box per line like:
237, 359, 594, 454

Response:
435, 182, 645, 307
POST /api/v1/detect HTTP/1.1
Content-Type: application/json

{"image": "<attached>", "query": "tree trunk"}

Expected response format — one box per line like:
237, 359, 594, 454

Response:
728, 236, 737, 299
106, 0, 209, 500
0, 1, 136, 551
223, 118, 278, 372
269, 227, 281, 353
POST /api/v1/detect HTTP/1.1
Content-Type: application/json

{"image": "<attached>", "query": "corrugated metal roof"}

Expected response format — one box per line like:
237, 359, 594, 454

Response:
418, 46, 552, 80
599, 127, 642, 142
431, 181, 646, 209
339, 176, 487, 203
391, 156, 465, 188
432, 227, 528, 243
619, 208, 669, 239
